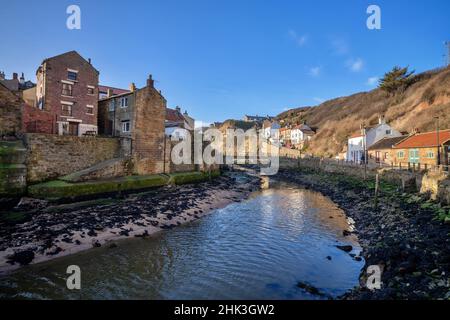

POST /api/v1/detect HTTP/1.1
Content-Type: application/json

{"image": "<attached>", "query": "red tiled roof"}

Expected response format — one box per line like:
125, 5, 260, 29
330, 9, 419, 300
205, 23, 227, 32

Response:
166, 108, 185, 122
393, 130, 450, 149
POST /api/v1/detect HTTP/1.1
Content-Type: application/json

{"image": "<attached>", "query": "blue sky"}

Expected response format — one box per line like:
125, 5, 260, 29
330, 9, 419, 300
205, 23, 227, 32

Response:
1, 0, 449, 123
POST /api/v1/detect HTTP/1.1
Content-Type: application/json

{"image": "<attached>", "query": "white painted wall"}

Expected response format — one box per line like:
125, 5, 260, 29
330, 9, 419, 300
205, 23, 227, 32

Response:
347, 136, 364, 162
346, 123, 401, 162
366, 123, 402, 147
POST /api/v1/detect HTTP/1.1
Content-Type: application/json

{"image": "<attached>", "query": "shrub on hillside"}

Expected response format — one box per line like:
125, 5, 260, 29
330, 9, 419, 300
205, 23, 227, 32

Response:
379, 66, 415, 95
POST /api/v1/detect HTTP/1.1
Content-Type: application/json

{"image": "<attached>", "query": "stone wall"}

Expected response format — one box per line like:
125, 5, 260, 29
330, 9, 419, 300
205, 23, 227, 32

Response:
0, 140, 27, 204
279, 156, 450, 204
131, 79, 166, 175
25, 133, 122, 183
0, 84, 23, 136
164, 139, 196, 174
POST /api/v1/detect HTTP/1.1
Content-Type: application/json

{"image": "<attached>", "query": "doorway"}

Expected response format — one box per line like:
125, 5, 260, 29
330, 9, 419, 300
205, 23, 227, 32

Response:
408, 149, 419, 164
68, 122, 79, 136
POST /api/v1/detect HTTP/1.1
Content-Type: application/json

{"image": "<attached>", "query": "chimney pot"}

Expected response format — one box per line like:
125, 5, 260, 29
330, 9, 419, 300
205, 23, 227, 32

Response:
175, 106, 181, 112
12, 72, 18, 80
147, 74, 154, 88
107, 88, 114, 97
0, 71, 5, 80
88, 58, 91, 64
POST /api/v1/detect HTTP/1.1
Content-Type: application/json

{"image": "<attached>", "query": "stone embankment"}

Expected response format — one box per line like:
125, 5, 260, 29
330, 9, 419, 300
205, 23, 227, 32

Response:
276, 167, 450, 300
0, 171, 261, 273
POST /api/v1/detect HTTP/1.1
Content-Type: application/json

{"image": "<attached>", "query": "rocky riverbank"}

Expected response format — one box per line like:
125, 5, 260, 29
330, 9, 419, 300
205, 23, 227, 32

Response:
0, 171, 261, 274
276, 167, 450, 300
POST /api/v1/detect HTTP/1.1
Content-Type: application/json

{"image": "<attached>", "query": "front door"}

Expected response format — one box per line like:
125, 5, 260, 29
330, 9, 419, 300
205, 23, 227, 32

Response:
375, 151, 381, 163
68, 122, 79, 136
409, 148, 419, 164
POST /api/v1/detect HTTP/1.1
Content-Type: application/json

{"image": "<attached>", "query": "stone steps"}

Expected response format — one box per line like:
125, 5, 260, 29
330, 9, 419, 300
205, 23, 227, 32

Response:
59, 157, 131, 183
0, 140, 27, 164
0, 140, 27, 200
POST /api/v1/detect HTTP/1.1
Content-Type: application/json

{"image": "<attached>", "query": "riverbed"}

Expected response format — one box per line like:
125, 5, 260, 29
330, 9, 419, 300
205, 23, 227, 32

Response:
0, 180, 363, 299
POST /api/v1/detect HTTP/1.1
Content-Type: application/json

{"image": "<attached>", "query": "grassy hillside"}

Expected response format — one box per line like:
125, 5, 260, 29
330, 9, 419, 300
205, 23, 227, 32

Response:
276, 66, 450, 157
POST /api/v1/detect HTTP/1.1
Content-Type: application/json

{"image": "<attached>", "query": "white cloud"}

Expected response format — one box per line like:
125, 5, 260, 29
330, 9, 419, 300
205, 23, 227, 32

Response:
309, 66, 321, 77
347, 58, 364, 72
288, 29, 308, 47
331, 38, 349, 55
367, 77, 379, 86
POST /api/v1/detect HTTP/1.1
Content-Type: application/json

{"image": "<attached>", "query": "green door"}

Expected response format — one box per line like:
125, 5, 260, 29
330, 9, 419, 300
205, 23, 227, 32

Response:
409, 149, 419, 164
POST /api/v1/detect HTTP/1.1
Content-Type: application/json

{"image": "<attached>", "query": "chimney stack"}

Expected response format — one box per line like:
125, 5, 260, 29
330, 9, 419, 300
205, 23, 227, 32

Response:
147, 74, 154, 88
378, 114, 386, 125
184, 110, 188, 115
0, 71, 5, 80
19, 72, 25, 84
12, 72, 18, 80
107, 88, 114, 97
88, 58, 91, 64
129, 83, 136, 92
175, 106, 181, 113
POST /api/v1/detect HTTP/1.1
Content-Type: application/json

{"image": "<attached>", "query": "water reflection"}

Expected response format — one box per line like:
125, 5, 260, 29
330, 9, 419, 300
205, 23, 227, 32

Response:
0, 183, 363, 300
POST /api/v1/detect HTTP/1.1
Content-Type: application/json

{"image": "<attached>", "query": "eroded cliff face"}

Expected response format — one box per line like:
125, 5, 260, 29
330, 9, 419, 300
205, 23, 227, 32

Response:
277, 67, 450, 157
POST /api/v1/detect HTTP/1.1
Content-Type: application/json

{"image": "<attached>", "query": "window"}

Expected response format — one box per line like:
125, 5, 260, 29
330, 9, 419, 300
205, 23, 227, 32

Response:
86, 105, 94, 115
67, 71, 78, 81
426, 151, 434, 158
386, 129, 392, 135
108, 100, 115, 112
61, 104, 72, 116
87, 87, 95, 95
62, 83, 73, 96
397, 151, 405, 158
120, 97, 128, 108
122, 121, 130, 133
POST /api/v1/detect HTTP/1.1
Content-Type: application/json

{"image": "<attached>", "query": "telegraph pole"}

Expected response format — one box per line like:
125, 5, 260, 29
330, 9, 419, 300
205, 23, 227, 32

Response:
435, 116, 441, 166
445, 41, 450, 67
362, 122, 367, 179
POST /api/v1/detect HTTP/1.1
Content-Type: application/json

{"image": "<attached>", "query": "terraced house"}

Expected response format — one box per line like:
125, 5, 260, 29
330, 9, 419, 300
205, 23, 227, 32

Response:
32, 51, 100, 136
392, 129, 450, 167
97, 75, 167, 175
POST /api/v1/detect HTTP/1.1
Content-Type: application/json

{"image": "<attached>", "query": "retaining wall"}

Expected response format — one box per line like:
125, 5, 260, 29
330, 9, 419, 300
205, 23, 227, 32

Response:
279, 157, 450, 204
24, 133, 122, 183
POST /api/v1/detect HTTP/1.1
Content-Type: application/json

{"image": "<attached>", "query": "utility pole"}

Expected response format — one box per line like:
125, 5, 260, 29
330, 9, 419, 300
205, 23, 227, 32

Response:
435, 116, 441, 166
445, 41, 450, 67
362, 122, 367, 179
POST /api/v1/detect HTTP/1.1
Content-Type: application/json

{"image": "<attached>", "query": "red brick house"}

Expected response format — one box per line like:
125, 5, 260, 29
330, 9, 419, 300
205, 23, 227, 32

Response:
33, 51, 99, 136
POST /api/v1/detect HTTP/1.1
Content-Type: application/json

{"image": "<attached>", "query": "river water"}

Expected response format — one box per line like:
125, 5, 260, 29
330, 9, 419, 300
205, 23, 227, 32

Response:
0, 181, 363, 299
